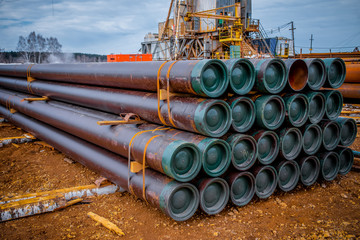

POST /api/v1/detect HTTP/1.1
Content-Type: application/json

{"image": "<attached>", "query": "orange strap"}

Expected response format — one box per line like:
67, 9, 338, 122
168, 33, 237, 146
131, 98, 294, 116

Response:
26, 64, 36, 94
127, 127, 169, 196
141, 135, 161, 203
156, 61, 169, 125
166, 61, 178, 128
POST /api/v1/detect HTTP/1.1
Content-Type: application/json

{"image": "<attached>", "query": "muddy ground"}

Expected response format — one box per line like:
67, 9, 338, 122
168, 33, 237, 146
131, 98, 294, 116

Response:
1, 123, 360, 240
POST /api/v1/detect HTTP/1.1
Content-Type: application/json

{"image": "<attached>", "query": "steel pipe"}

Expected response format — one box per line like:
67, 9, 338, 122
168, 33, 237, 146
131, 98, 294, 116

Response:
275, 160, 300, 192
136, 123, 231, 177
225, 134, 258, 171
225, 171, 255, 207
319, 120, 341, 151
227, 96, 256, 133
297, 156, 320, 186
305, 92, 326, 124
284, 59, 308, 91
252, 130, 280, 165
282, 93, 309, 127
0, 105, 199, 221
277, 127, 303, 160
223, 59, 256, 95
337, 83, 360, 99
322, 58, 346, 88
249, 94, 286, 130
317, 152, 340, 181
304, 58, 326, 90
336, 117, 357, 147
0, 77, 231, 137
252, 165, 278, 199
344, 63, 360, 83
301, 124, 322, 155
0, 89, 202, 182
323, 90, 343, 120
0, 60, 229, 98
337, 147, 354, 175
250, 58, 287, 94
194, 178, 229, 215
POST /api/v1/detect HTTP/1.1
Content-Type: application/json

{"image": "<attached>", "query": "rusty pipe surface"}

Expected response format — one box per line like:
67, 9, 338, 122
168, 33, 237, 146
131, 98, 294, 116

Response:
337, 83, 360, 99
0, 105, 199, 221
0, 60, 229, 98
136, 123, 231, 177
0, 76, 231, 137
345, 63, 360, 83
284, 59, 309, 91
0, 89, 202, 182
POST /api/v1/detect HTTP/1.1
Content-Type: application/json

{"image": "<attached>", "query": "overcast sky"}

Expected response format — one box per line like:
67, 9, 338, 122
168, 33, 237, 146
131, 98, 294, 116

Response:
0, 0, 359, 55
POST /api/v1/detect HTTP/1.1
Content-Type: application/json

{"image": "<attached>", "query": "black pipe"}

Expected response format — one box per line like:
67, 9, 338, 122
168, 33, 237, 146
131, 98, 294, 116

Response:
0, 76, 231, 137
0, 60, 229, 98
0, 89, 202, 182
0, 105, 199, 221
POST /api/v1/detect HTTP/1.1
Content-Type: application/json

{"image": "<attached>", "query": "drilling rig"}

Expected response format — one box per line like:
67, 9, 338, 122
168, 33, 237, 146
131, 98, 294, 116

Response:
141, 0, 274, 60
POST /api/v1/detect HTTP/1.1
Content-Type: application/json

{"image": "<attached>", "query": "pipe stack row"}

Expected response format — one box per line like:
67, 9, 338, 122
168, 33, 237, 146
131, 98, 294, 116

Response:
0, 57, 356, 221
337, 61, 360, 100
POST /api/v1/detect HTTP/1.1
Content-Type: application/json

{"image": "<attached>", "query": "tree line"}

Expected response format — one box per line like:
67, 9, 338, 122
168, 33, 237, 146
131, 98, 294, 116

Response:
0, 31, 107, 63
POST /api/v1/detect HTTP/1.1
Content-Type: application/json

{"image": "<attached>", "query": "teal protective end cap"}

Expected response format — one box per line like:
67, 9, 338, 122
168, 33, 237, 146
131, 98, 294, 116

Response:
160, 181, 199, 221
194, 99, 231, 137
198, 138, 231, 177
162, 140, 201, 182
191, 59, 229, 98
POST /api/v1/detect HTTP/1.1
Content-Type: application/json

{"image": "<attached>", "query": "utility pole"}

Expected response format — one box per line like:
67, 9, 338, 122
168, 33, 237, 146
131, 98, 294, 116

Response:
289, 21, 296, 56
309, 34, 314, 54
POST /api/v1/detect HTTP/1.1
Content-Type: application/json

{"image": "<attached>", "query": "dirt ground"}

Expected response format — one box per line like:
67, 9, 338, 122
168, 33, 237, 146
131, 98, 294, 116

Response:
1, 123, 360, 240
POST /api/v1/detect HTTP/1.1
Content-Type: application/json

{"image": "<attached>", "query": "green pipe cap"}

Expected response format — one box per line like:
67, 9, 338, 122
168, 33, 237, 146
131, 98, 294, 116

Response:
162, 140, 201, 182
306, 92, 326, 124
280, 128, 302, 160
194, 99, 231, 137
277, 161, 300, 192
227, 134, 258, 171
337, 118, 357, 147
323, 58, 346, 89
338, 147, 354, 175
302, 124, 322, 155
284, 94, 309, 127
230, 97, 256, 133
322, 121, 341, 151
191, 59, 229, 98
324, 90, 343, 121
199, 178, 229, 215
255, 95, 285, 130
198, 138, 231, 177
305, 59, 326, 90
255, 166, 278, 199
160, 181, 199, 221
230, 172, 255, 206
319, 152, 340, 181
225, 59, 256, 95
299, 156, 320, 186
257, 131, 280, 165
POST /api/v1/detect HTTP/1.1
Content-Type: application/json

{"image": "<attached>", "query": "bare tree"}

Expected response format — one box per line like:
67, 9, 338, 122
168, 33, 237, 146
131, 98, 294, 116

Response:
16, 36, 30, 62
47, 37, 62, 54
16, 32, 62, 63
37, 34, 46, 63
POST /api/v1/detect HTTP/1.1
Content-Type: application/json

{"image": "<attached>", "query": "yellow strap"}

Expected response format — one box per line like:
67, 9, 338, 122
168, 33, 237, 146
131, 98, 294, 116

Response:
141, 135, 161, 203
166, 61, 178, 128
156, 61, 169, 125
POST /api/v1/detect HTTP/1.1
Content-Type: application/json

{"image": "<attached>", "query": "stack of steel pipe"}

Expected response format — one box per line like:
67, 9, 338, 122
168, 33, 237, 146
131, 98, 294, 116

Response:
335, 61, 360, 100
0, 57, 355, 221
